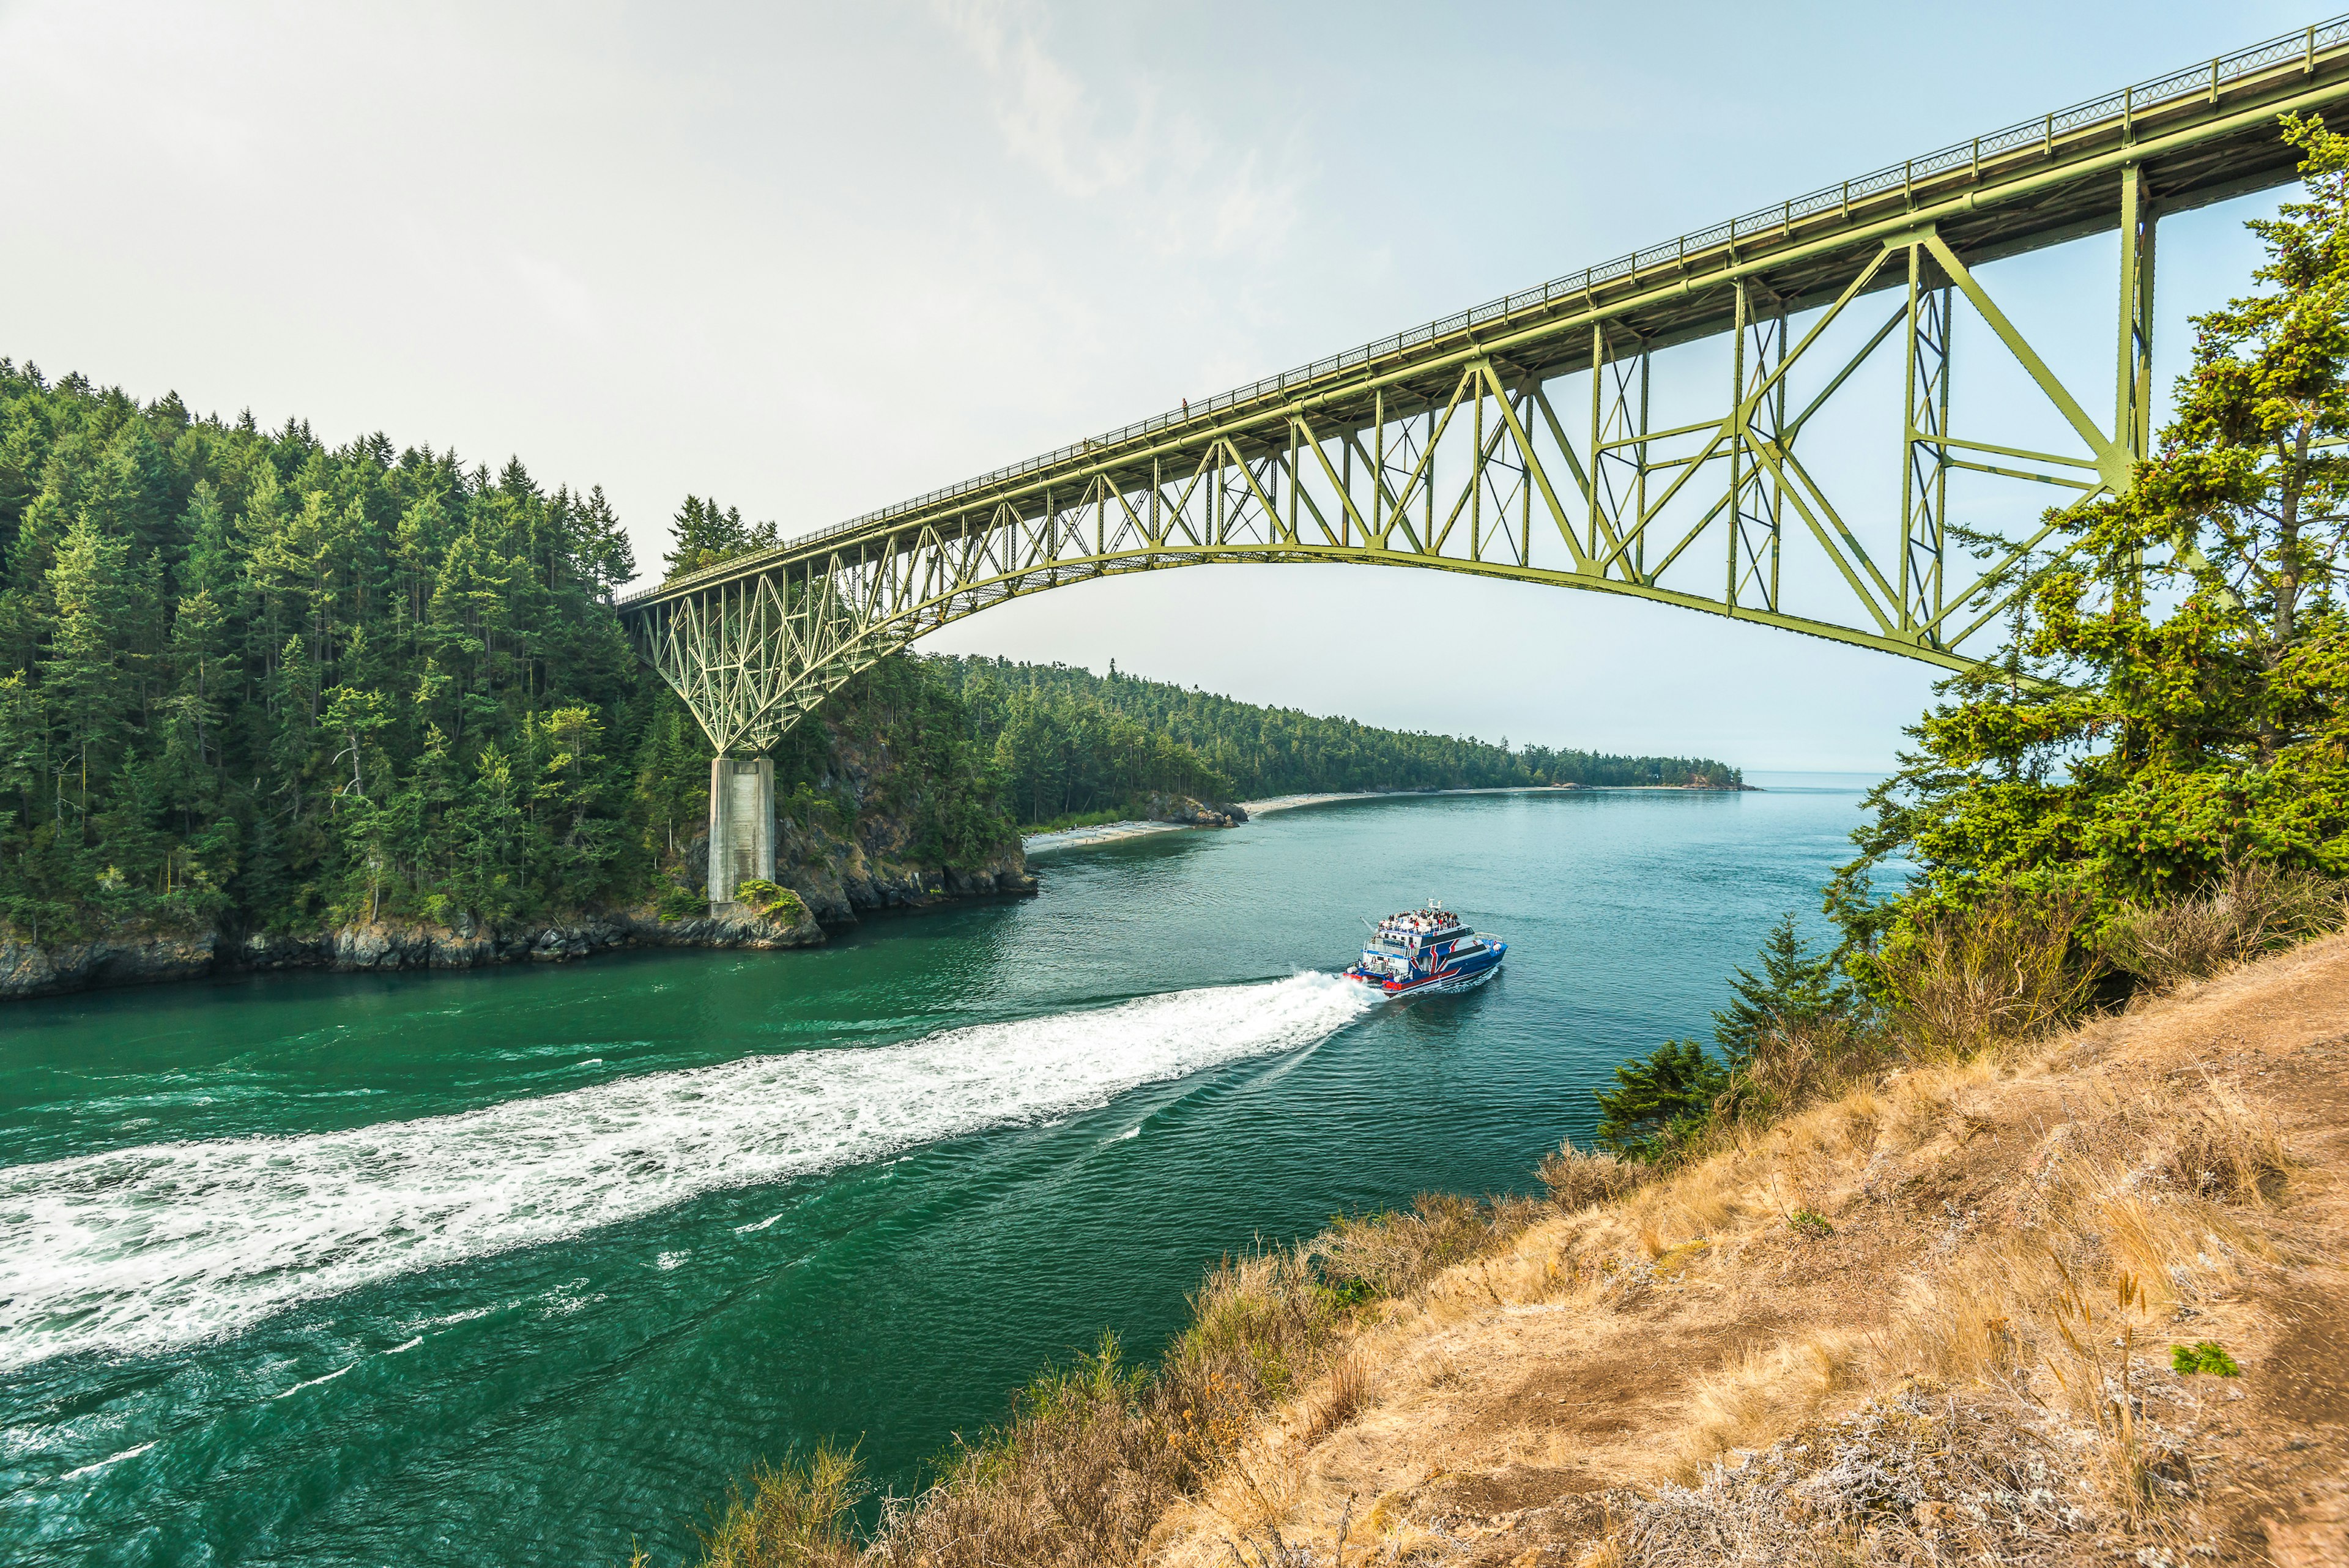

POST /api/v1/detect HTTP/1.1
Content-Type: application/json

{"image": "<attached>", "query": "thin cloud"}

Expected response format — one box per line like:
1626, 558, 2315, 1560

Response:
930, 0, 1308, 259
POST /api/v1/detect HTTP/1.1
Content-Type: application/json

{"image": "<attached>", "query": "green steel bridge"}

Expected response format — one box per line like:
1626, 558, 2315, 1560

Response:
617, 19, 2349, 897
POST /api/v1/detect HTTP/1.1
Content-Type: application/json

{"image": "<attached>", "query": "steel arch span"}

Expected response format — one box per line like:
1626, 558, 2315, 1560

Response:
619, 17, 2349, 760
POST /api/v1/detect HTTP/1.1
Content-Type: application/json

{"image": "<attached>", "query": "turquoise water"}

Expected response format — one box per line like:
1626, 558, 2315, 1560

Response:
0, 780, 1869, 1564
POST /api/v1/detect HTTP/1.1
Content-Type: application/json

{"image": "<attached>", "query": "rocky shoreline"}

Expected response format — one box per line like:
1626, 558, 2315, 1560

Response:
3, 685, 1050, 1003
1021, 793, 1251, 852
2, 856, 1036, 1004
1020, 783, 1761, 853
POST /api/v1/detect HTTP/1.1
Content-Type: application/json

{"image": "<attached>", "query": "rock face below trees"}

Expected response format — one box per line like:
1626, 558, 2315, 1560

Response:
2, 795, 1032, 1003
1143, 793, 1250, 828
777, 850, 1033, 926
0, 908, 831, 1001
0, 931, 220, 999
243, 906, 828, 976
675, 820, 1033, 927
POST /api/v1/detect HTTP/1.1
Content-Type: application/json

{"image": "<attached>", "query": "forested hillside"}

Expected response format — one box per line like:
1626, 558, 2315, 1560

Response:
0, 363, 1015, 948
0, 362, 661, 942
936, 656, 1743, 822
0, 360, 1745, 949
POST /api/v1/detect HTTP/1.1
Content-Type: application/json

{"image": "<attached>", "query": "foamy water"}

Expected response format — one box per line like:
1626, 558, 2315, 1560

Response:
0, 974, 1373, 1371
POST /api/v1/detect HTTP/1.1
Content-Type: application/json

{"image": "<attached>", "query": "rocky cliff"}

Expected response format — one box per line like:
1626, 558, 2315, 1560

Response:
741, 754, 1031, 927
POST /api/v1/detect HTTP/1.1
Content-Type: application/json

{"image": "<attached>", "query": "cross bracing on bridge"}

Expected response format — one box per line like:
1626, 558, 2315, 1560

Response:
622, 16, 2349, 765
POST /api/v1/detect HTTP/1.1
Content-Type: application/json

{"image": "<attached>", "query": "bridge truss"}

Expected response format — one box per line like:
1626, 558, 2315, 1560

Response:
622, 18, 2349, 757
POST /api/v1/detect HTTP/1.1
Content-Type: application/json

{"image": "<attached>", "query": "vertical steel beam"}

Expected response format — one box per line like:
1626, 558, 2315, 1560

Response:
1340, 434, 1353, 547
1592, 327, 1651, 582
1520, 388, 1534, 567
1589, 325, 1605, 562
1213, 447, 1225, 544
1471, 385, 1485, 560
1424, 409, 1435, 543
1286, 419, 1299, 541
1730, 279, 1787, 612
2115, 162, 2159, 464
1729, 283, 1745, 604
1900, 245, 1921, 629
1635, 347, 1649, 579
1901, 246, 1954, 636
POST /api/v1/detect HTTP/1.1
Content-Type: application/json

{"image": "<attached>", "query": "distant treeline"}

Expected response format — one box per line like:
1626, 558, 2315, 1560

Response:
933, 656, 1742, 825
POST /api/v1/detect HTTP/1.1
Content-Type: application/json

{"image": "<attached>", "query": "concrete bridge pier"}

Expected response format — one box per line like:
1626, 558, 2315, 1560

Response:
708, 757, 774, 912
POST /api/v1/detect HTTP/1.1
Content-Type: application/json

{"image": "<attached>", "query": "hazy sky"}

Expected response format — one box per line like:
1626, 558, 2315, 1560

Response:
0, 1, 2314, 770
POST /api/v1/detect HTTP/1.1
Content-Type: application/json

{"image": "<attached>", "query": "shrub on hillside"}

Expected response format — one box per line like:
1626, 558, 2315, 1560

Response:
733, 879, 807, 927
2099, 863, 2347, 987
1589, 1039, 1727, 1157
1536, 1143, 1643, 1211
1877, 893, 2096, 1061
692, 1443, 863, 1568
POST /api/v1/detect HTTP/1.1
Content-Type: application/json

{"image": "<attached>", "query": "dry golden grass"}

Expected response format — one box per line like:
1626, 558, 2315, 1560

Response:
1670, 1330, 1858, 1476
1535, 1144, 1644, 1212
1296, 1351, 1373, 1448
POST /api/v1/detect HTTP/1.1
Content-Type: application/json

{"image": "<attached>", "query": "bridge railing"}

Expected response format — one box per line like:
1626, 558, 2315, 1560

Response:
619, 13, 2349, 611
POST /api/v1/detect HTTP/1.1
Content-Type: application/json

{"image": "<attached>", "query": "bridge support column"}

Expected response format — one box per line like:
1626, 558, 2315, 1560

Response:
2116, 162, 2159, 464
707, 757, 774, 912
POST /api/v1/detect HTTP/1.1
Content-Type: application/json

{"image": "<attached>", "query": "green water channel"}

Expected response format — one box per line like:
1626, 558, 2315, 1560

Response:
0, 781, 1872, 1565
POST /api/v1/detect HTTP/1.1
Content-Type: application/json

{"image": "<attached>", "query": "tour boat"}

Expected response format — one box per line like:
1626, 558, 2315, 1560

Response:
1343, 902, 1505, 995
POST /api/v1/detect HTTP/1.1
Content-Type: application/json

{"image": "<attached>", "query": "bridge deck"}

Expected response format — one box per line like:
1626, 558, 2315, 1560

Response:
622, 17, 2349, 607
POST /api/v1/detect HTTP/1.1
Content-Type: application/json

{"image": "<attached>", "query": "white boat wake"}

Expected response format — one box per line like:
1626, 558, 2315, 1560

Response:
0, 973, 1374, 1372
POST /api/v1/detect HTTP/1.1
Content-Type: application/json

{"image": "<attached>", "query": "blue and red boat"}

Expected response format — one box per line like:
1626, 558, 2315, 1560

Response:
1343, 902, 1506, 995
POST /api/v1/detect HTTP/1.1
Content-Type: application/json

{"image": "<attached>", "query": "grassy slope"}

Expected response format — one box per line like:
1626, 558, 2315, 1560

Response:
1143, 938, 2349, 1567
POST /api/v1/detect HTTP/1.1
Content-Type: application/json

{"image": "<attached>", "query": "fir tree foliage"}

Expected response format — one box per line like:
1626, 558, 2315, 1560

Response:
1589, 1038, 1726, 1154
1711, 913, 1852, 1063
0, 364, 652, 939
1590, 915, 1850, 1156
662, 495, 777, 579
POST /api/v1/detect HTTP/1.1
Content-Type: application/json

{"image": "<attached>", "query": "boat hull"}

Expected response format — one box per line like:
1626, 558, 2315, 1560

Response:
1345, 939, 1506, 997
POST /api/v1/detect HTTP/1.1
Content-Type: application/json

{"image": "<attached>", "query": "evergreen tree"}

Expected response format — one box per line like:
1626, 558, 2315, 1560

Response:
1711, 913, 1851, 1064
1590, 1039, 1726, 1154
570, 484, 636, 596
662, 494, 777, 579
0, 671, 45, 828
43, 508, 133, 825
